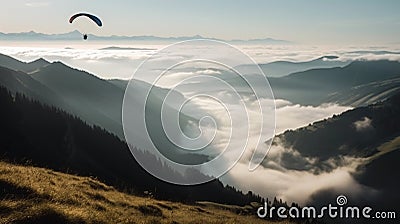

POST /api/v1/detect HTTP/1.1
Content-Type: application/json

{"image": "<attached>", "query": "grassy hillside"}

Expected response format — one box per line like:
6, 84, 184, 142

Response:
0, 161, 290, 224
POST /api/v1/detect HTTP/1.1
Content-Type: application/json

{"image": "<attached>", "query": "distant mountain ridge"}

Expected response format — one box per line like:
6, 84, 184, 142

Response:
0, 30, 292, 44
270, 59, 400, 106
286, 60, 400, 85
2, 52, 399, 110
99, 46, 156, 51
238, 55, 349, 78
0, 53, 50, 73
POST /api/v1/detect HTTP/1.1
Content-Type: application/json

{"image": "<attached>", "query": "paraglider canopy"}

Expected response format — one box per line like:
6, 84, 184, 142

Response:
69, 13, 102, 27
69, 13, 102, 40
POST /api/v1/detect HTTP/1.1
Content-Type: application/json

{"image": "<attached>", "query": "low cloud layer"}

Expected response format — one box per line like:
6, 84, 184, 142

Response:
222, 156, 372, 205
183, 91, 354, 204
25, 1, 50, 7
218, 100, 361, 205
2, 44, 400, 80
274, 99, 351, 134
354, 117, 373, 132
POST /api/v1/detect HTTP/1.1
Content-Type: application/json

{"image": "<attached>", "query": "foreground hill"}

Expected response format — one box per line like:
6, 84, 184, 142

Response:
0, 161, 283, 224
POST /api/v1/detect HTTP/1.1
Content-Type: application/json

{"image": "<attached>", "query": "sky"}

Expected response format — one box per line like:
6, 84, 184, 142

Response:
1, 0, 400, 45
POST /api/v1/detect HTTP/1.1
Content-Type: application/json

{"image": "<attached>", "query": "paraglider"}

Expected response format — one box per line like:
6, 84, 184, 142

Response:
69, 13, 102, 40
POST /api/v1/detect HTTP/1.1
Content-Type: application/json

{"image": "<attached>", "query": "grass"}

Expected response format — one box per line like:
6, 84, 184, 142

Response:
367, 135, 400, 162
377, 135, 400, 154
0, 161, 293, 224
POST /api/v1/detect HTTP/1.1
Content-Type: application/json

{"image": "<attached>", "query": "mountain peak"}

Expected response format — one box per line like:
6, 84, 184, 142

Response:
50, 61, 63, 65
68, 30, 82, 35
30, 58, 50, 64
22, 30, 42, 36
243, 37, 292, 44
192, 34, 204, 39
41, 61, 72, 71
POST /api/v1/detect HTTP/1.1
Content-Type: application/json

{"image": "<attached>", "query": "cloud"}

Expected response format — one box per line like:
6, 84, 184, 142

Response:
222, 142, 376, 205
353, 117, 373, 132
2, 44, 400, 80
208, 97, 355, 205
274, 99, 352, 134
240, 45, 400, 64
215, 97, 372, 206
222, 153, 375, 205
25, 1, 50, 7
196, 69, 222, 75
178, 93, 353, 201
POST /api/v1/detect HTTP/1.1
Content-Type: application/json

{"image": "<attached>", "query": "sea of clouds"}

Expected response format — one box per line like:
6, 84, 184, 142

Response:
1, 42, 400, 79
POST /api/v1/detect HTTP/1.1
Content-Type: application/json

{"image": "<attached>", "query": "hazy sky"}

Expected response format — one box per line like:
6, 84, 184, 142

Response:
1, 0, 400, 44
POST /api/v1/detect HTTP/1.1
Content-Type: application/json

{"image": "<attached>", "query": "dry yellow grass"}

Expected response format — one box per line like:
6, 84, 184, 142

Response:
0, 161, 293, 224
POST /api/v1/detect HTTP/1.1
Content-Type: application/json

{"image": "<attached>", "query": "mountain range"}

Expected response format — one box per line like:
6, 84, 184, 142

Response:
269, 60, 400, 106
0, 30, 292, 44
182, 57, 400, 107
239, 55, 350, 78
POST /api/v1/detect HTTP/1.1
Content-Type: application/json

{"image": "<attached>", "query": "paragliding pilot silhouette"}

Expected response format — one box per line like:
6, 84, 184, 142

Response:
69, 13, 102, 40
